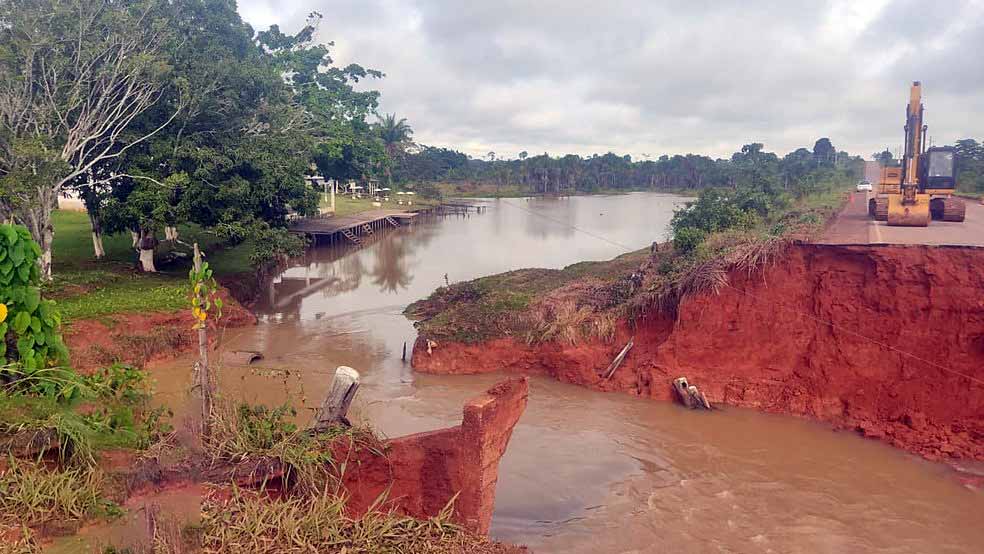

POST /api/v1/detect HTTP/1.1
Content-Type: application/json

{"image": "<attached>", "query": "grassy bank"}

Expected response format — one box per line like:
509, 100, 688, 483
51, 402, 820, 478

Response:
319, 193, 441, 216
48, 211, 253, 322
423, 182, 697, 199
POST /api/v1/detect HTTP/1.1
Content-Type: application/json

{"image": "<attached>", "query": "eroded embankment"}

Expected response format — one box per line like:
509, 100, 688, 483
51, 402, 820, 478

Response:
63, 288, 255, 371
412, 243, 984, 461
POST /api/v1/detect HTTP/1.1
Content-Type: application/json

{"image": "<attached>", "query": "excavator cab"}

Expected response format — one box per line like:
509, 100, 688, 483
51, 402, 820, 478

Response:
921, 146, 965, 220
922, 146, 956, 189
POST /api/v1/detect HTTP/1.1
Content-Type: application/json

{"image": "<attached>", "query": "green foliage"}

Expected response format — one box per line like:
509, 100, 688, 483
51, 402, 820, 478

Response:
189, 258, 222, 329
0, 224, 68, 370
0, 459, 114, 528
955, 138, 984, 193
200, 485, 501, 554
206, 400, 378, 494
52, 274, 188, 321
213, 223, 306, 269
672, 227, 707, 254
0, 363, 171, 464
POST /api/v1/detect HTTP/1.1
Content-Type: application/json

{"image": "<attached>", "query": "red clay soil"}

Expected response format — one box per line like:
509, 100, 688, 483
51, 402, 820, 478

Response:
64, 289, 255, 371
94, 379, 528, 536
413, 244, 984, 461
339, 377, 529, 534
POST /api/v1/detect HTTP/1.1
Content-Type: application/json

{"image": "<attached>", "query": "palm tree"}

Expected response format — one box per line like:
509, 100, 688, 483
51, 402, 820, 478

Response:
375, 113, 413, 187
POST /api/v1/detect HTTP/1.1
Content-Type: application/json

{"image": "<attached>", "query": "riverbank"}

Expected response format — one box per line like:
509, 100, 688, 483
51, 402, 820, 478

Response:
424, 181, 697, 198
408, 241, 984, 462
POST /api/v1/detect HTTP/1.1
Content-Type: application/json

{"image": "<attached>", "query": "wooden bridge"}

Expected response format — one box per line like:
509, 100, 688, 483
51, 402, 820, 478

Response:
288, 209, 418, 246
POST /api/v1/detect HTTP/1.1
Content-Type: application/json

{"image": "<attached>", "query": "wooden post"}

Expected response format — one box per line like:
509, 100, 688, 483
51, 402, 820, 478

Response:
603, 339, 634, 380
314, 366, 360, 430
193, 243, 214, 437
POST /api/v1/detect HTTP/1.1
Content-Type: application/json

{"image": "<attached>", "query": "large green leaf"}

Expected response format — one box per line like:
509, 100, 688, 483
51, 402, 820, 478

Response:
38, 301, 53, 325
29, 316, 42, 334
9, 242, 24, 266
17, 334, 35, 355
12, 310, 30, 334
0, 258, 12, 276
24, 287, 40, 313
8, 286, 24, 304
16, 263, 29, 283
0, 225, 16, 245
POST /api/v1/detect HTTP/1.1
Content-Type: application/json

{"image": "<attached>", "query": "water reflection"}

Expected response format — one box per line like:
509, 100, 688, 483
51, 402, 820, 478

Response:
258, 193, 689, 320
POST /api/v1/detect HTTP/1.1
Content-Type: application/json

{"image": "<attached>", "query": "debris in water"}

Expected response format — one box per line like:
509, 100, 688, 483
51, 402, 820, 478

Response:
227, 350, 263, 365
672, 377, 711, 410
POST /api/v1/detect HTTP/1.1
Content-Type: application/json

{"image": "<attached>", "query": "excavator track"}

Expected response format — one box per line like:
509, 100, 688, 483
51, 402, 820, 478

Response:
941, 197, 966, 222
873, 197, 889, 221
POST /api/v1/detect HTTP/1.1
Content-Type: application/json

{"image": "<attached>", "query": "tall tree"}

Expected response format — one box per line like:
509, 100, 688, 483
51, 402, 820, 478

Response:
874, 149, 895, 166
374, 114, 413, 186
0, 0, 178, 278
813, 137, 836, 166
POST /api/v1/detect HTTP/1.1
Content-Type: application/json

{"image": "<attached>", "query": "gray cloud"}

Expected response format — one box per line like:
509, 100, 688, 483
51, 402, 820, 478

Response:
238, 0, 984, 159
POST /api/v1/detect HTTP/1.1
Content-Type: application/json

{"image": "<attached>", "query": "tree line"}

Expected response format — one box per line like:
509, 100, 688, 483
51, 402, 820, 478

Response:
394, 138, 865, 197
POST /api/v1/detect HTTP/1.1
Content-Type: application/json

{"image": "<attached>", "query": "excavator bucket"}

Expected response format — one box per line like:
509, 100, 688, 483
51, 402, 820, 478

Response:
887, 194, 930, 226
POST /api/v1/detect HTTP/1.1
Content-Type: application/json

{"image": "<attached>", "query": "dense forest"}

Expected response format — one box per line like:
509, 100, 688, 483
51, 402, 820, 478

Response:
394, 139, 866, 197
396, 139, 984, 197
954, 139, 984, 192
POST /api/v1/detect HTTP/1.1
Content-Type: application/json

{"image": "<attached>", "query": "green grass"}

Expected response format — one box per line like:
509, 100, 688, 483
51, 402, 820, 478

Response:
0, 459, 112, 529
51, 273, 188, 322
406, 250, 649, 344
201, 486, 518, 554
52, 211, 251, 276
47, 211, 255, 322
320, 194, 440, 217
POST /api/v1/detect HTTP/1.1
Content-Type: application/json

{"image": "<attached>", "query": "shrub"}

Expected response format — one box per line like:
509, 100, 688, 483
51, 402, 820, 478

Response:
672, 226, 707, 253
0, 224, 68, 372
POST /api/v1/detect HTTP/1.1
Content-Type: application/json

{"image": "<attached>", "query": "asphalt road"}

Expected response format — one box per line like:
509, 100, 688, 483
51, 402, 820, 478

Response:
819, 191, 984, 246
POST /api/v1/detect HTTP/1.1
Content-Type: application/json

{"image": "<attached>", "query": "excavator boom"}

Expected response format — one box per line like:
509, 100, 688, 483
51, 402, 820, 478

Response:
887, 82, 930, 226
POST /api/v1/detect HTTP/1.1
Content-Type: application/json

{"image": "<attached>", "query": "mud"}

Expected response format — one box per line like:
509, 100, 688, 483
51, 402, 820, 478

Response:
413, 243, 984, 461
64, 288, 255, 371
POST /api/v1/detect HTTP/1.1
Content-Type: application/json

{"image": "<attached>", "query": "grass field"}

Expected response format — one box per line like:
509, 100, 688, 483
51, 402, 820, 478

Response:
48, 211, 254, 321
319, 193, 440, 216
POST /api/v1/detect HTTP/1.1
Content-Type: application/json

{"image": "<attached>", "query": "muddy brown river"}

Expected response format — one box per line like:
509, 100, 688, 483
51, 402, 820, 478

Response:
143, 193, 983, 553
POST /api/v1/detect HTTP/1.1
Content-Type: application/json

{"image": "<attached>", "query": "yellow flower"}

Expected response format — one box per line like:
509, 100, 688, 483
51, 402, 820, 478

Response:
0, 303, 6, 323
193, 307, 207, 322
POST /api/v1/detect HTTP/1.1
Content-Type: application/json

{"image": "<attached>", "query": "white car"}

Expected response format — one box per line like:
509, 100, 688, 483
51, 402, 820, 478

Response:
856, 181, 873, 192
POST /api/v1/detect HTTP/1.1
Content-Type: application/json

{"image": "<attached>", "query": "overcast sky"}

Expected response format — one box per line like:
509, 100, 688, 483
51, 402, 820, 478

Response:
238, 0, 984, 161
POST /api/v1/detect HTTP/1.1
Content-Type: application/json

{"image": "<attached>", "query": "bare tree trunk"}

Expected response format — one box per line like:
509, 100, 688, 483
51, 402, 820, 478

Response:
138, 228, 158, 272
88, 210, 105, 259
131, 230, 139, 247
18, 189, 56, 280
164, 226, 178, 241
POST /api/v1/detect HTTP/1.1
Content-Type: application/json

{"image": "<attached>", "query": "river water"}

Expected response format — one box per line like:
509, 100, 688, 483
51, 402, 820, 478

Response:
148, 193, 983, 553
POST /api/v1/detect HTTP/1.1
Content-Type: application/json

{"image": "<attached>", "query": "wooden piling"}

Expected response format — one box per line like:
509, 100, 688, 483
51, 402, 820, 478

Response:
314, 366, 361, 430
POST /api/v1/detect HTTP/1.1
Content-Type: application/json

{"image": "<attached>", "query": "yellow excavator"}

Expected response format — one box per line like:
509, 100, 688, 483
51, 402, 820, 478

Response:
868, 81, 965, 226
